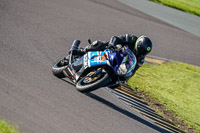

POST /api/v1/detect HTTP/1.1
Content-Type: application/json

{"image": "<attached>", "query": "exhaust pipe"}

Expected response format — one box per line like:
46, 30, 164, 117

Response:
70, 40, 81, 51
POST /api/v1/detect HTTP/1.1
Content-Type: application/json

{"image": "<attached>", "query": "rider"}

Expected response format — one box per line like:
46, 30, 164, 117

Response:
69, 34, 153, 81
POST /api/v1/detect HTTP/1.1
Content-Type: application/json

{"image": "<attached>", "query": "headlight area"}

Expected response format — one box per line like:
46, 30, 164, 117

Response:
117, 63, 128, 75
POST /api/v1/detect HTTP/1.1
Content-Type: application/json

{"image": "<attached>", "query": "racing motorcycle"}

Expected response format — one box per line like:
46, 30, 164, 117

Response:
52, 40, 137, 93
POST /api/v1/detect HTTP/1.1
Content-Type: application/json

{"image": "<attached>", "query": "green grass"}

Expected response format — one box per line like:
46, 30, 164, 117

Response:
0, 120, 20, 133
128, 62, 200, 132
150, 0, 200, 16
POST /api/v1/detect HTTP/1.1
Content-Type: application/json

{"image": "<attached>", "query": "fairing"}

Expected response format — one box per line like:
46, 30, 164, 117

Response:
69, 47, 137, 82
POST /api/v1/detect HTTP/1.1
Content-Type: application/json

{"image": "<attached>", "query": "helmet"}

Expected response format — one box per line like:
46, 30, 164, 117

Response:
135, 36, 153, 56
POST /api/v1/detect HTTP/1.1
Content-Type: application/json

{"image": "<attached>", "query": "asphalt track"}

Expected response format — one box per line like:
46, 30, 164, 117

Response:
0, 0, 199, 133
118, 0, 200, 37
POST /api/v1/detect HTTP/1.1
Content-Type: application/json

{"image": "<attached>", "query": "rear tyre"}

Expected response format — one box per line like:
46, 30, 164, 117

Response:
76, 71, 110, 93
52, 58, 68, 78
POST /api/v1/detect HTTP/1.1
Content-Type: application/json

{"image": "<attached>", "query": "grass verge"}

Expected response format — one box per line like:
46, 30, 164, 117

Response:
0, 120, 20, 133
128, 62, 200, 132
149, 0, 200, 16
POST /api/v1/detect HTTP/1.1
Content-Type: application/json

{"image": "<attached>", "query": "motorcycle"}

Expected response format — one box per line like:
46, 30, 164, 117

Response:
52, 40, 137, 93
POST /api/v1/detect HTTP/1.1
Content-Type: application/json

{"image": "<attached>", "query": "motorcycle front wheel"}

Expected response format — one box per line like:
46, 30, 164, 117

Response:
76, 70, 110, 93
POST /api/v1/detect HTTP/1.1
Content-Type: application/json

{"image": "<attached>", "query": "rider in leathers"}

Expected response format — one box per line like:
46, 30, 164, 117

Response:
69, 34, 153, 81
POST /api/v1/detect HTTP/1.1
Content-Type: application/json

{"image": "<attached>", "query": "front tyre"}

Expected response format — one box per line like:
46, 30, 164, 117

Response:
76, 72, 110, 93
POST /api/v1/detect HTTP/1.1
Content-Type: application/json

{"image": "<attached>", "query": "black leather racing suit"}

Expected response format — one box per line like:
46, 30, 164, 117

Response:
85, 34, 145, 80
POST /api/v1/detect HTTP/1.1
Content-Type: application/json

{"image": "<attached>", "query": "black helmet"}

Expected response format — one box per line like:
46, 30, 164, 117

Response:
135, 36, 153, 56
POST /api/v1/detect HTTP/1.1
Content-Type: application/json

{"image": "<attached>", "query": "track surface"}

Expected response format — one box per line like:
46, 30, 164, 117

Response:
118, 0, 200, 37
0, 0, 199, 133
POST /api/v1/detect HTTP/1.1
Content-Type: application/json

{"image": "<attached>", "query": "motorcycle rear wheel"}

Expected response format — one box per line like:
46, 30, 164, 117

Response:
76, 70, 110, 93
52, 58, 68, 78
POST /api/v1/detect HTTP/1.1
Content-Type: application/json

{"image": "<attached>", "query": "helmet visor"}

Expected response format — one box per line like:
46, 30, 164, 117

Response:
138, 46, 150, 56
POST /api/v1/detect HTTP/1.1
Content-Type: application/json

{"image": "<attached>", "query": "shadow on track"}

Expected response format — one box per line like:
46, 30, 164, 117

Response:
59, 78, 170, 132
61, 78, 75, 87
85, 92, 171, 133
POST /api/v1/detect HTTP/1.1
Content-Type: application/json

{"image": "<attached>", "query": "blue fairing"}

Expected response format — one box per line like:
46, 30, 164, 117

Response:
83, 51, 109, 69
108, 52, 123, 73
83, 47, 137, 77
83, 49, 124, 75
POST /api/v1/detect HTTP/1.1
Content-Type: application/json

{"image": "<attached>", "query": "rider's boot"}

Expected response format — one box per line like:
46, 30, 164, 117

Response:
70, 48, 86, 56
84, 40, 108, 52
